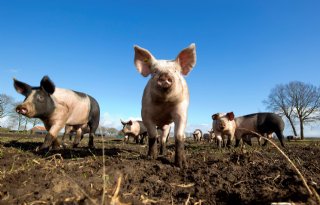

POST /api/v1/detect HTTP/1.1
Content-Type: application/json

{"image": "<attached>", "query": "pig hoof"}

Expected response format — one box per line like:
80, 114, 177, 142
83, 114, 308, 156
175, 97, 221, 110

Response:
36, 146, 50, 155
147, 155, 157, 160
174, 159, 187, 168
62, 143, 68, 149
87, 145, 95, 149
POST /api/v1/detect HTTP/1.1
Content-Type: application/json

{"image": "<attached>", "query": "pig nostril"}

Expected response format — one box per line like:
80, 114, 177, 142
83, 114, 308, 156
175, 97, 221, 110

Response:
16, 107, 28, 115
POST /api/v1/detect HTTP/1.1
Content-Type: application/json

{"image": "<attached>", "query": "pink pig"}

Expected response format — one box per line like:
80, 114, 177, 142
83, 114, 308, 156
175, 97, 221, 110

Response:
134, 44, 196, 168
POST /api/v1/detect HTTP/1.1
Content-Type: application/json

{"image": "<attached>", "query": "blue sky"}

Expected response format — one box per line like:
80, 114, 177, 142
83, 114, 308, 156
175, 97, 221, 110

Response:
0, 1, 319, 135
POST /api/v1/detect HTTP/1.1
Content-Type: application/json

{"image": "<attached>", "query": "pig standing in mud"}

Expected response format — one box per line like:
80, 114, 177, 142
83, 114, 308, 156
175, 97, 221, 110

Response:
134, 44, 196, 168
193, 129, 203, 142
212, 112, 236, 148
234, 112, 285, 147
14, 76, 100, 151
121, 119, 148, 144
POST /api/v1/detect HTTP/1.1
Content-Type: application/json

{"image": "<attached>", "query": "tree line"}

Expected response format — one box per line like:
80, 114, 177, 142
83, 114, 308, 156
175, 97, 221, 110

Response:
1, 80, 320, 138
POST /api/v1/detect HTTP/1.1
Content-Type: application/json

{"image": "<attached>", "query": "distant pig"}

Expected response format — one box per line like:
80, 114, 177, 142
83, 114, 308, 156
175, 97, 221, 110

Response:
62, 124, 90, 145
134, 44, 196, 168
234, 112, 285, 147
212, 112, 236, 148
207, 129, 216, 143
121, 119, 148, 144
14, 76, 100, 151
193, 129, 203, 142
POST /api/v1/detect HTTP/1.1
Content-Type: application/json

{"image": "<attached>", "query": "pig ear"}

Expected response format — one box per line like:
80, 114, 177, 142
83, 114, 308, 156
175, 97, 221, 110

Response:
13, 78, 32, 97
175, 43, 196, 76
134, 45, 156, 77
40, 76, 55, 95
227, 112, 235, 121
128, 120, 133, 125
212, 113, 218, 120
120, 119, 126, 125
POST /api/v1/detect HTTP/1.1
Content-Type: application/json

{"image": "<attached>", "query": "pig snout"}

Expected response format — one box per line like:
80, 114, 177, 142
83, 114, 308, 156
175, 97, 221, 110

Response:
16, 105, 28, 115
218, 121, 226, 130
157, 73, 173, 89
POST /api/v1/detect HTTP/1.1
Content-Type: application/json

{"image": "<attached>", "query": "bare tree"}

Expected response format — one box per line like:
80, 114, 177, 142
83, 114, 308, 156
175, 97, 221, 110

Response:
264, 81, 320, 139
0, 94, 14, 120
286, 81, 320, 139
263, 84, 298, 136
31, 118, 42, 128
106, 127, 118, 136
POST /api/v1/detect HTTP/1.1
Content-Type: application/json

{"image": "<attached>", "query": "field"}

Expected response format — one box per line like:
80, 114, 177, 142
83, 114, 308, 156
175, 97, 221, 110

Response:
0, 134, 319, 205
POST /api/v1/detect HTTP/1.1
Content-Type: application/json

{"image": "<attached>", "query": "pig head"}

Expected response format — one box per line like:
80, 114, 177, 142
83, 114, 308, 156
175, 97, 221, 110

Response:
134, 44, 196, 168
14, 76, 100, 151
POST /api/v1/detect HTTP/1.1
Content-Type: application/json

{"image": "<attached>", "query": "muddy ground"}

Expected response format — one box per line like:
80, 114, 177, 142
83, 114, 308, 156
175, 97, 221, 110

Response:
0, 134, 319, 205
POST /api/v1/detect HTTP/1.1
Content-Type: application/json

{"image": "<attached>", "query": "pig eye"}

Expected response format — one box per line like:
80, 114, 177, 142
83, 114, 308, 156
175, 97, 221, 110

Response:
37, 94, 44, 102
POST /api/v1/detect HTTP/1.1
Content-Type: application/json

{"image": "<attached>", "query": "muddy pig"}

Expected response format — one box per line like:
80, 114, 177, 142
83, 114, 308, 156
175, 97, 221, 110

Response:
14, 76, 100, 151
212, 112, 236, 148
121, 119, 148, 144
234, 112, 285, 147
193, 129, 203, 142
134, 44, 196, 168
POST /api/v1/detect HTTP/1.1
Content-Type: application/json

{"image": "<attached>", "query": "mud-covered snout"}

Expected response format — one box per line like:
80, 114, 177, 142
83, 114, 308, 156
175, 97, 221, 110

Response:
157, 73, 173, 89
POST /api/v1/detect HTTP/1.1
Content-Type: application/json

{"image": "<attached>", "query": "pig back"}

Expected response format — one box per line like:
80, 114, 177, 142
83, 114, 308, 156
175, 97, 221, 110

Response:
52, 88, 91, 125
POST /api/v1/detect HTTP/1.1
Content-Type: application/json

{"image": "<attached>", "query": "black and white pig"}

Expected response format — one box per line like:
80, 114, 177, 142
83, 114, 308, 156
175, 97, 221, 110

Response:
234, 112, 285, 147
14, 76, 100, 151
134, 44, 196, 168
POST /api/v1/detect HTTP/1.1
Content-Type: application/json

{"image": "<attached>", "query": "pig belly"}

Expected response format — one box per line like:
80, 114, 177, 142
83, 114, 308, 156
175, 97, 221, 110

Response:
66, 100, 90, 125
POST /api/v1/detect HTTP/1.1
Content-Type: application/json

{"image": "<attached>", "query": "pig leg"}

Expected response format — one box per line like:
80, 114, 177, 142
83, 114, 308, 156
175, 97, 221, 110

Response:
135, 135, 140, 144
270, 132, 285, 147
146, 125, 158, 160
124, 135, 129, 143
73, 128, 82, 148
226, 134, 234, 147
173, 118, 187, 168
39, 123, 65, 151
62, 126, 72, 148
216, 134, 223, 148
159, 125, 170, 155
88, 132, 95, 148
235, 138, 241, 147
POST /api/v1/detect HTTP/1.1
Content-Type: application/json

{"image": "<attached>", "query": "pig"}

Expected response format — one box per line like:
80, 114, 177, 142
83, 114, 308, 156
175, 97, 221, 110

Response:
193, 129, 203, 142
120, 119, 148, 144
14, 76, 100, 151
134, 43, 196, 168
212, 112, 236, 148
234, 112, 285, 147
